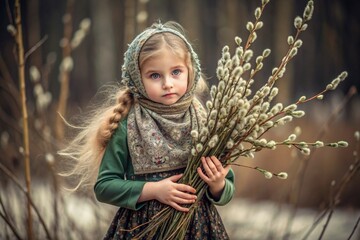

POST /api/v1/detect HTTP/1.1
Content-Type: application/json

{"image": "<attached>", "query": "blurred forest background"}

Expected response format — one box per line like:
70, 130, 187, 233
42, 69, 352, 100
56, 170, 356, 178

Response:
0, 0, 359, 239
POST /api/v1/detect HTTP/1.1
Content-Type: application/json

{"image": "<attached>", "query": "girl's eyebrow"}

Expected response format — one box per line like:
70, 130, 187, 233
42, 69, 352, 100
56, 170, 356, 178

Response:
171, 65, 186, 69
142, 69, 158, 75
143, 65, 186, 74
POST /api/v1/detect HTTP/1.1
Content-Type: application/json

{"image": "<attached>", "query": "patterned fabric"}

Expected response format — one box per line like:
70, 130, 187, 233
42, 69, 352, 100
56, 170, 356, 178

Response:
103, 169, 230, 240
121, 22, 206, 174
128, 98, 205, 174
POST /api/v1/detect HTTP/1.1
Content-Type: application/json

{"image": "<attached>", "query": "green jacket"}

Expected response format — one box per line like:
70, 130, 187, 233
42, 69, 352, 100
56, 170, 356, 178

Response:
94, 119, 235, 210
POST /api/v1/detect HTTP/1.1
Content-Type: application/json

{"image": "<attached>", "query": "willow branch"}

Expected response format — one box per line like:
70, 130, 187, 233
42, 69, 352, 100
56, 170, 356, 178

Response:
55, 0, 74, 140
24, 35, 48, 61
14, 0, 32, 238
284, 86, 357, 238
347, 215, 360, 240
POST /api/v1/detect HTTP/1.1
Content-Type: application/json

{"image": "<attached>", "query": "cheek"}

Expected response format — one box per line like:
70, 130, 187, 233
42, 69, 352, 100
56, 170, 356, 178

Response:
143, 82, 157, 98
179, 81, 188, 95
143, 79, 154, 96
180, 74, 189, 94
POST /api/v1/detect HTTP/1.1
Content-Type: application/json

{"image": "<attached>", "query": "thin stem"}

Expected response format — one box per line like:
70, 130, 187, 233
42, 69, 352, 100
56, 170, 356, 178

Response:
295, 89, 327, 105
14, 0, 32, 238
24, 35, 48, 61
0, 193, 22, 239
230, 162, 256, 170
50, 165, 59, 240
301, 209, 329, 240
318, 209, 334, 239
242, 2, 268, 55
0, 194, 9, 220
267, 28, 301, 87
347, 215, 360, 240
5, 0, 14, 25
0, 211, 22, 240
55, 0, 74, 140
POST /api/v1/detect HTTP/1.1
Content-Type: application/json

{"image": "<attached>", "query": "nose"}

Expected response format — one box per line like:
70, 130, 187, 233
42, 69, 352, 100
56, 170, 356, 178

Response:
162, 76, 174, 89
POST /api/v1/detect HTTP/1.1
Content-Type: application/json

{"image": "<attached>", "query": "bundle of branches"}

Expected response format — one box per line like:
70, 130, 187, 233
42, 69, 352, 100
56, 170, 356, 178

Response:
135, 0, 348, 239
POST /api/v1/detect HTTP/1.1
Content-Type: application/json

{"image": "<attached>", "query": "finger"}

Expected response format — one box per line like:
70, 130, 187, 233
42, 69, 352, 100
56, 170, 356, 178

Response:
201, 157, 214, 177
173, 190, 197, 200
170, 202, 190, 212
205, 157, 218, 174
210, 156, 224, 172
168, 174, 183, 182
197, 167, 210, 183
176, 183, 196, 194
172, 195, 196, 204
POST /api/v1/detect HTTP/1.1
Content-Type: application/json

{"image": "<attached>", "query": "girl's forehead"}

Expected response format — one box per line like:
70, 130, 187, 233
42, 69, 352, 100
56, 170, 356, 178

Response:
143, 44, 186, 58
141, 47, 187, 69
140, 43, 187, 64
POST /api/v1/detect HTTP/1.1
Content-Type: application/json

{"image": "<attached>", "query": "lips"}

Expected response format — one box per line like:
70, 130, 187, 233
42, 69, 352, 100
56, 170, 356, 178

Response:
162, 93, 176, 97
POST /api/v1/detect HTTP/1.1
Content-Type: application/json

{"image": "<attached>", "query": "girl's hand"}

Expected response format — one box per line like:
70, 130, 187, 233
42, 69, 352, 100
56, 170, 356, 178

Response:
139, 174, 197, 212
197, 156, 231, 200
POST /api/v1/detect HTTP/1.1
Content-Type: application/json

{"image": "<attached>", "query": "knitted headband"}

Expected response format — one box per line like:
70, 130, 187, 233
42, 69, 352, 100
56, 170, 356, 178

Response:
121, 22, 201, 100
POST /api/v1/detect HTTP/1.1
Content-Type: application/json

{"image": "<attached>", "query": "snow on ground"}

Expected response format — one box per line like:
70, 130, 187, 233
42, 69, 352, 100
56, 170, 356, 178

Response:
1, 183, 359, 239
218, 199, 360, 240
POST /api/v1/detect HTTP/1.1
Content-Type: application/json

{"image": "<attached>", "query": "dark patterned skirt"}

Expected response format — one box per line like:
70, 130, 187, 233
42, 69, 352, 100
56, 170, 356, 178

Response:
104, 196, 229, 240
103, 168, 229, 239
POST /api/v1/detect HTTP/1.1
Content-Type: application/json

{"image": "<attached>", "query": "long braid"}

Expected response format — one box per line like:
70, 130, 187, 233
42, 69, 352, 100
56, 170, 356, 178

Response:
59, 87, 134, 191
97, 88, 133, 148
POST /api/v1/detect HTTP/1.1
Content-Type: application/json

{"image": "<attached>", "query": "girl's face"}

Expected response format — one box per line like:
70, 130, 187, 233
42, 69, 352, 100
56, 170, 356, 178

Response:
140, 45, 189, 105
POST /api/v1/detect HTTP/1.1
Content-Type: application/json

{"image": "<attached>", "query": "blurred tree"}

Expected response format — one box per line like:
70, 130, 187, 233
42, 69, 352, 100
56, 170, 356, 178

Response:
273, 0, 294, 105
90, 0, 117, 87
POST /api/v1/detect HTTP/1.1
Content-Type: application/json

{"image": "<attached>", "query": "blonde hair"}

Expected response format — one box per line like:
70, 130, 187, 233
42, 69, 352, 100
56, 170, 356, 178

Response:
59, 21, 208, 191
58, 87, 133, 191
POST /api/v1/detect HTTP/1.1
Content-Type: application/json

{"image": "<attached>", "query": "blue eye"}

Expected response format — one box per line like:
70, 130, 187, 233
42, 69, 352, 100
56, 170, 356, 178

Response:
172, 69, 181, 76
150, 73, 161, 79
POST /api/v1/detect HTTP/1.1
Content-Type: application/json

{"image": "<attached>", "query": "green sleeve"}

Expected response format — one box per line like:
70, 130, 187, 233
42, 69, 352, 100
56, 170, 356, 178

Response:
94, 120, 146, 210
205, 168, 235, 206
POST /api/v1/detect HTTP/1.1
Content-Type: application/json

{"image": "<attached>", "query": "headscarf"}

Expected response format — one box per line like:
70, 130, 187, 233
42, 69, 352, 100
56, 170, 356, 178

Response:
121, 22, 206, 174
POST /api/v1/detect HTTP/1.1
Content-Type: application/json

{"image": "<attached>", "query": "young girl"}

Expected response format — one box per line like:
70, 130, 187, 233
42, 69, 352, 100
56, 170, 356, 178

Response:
61, 21, 235, 239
